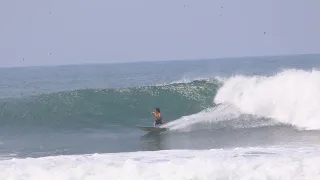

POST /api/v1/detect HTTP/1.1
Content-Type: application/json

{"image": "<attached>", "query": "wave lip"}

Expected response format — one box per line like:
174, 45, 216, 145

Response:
215, 69, 320, 130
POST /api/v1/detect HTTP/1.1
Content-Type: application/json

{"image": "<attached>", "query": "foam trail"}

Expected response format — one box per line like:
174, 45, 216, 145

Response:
164, 104, 242, 131
215, 69, 320, 130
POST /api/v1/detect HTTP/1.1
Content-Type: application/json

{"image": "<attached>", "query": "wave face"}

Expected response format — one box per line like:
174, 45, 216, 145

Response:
215, 69, 320, 130
0, 80, 219, 130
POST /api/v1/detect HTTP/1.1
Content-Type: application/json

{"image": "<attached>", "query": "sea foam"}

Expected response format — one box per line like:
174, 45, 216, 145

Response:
215, 69, 320, 130
1, 146, 320, 180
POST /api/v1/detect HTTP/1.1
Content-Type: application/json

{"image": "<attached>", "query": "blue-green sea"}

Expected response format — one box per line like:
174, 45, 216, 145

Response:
2, 54, 320, 179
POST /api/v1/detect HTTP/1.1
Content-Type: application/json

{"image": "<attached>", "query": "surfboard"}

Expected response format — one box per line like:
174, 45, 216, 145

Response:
137, 126, 167, 132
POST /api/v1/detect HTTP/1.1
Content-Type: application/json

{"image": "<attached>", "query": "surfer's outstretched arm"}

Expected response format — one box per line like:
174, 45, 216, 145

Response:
154, 121, 156, 127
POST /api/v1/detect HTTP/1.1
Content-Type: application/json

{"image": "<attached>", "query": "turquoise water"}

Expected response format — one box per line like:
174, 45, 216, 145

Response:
0, 54, 320, 159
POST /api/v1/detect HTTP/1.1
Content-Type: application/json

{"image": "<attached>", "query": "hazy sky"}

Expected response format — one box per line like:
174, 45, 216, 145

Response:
1, 0, 319, 67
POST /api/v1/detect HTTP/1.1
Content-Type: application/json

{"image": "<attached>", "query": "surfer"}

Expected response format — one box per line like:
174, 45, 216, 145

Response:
152, 108, 165, 127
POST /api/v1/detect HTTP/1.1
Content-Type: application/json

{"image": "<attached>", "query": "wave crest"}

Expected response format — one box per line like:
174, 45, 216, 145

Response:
215, 69, 320, 130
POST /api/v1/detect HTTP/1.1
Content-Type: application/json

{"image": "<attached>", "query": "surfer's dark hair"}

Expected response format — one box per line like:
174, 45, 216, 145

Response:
155, 108, 160, 113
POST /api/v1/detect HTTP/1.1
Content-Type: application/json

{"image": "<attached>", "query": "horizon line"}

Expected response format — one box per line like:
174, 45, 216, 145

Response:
0, 52, 319, 69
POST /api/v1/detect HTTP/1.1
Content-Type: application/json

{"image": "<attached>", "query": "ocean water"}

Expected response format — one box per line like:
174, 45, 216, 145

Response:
1, 54, 320, 179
